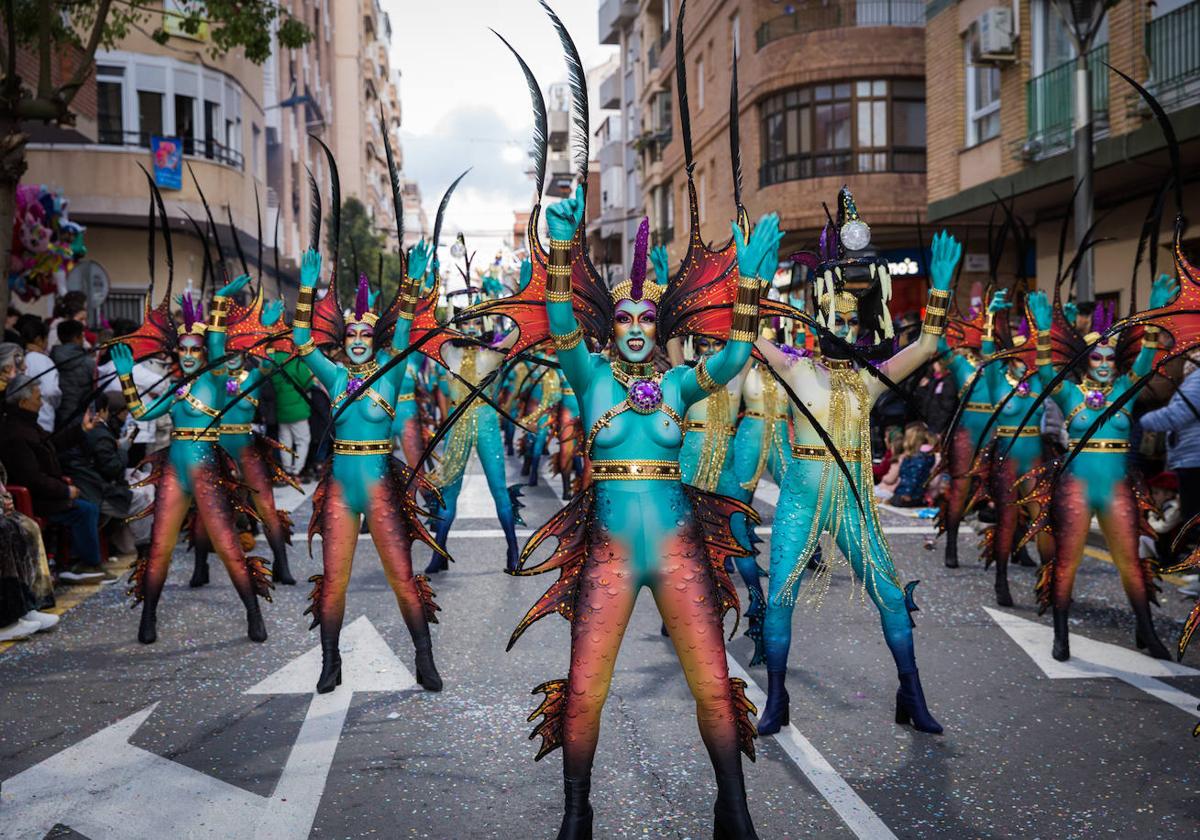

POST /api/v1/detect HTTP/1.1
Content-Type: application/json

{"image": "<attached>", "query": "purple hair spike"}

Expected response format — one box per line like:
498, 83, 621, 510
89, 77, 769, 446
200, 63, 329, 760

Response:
181, 290, 198, 332
1017, 316, 1030, 339
629, 217, 650, 300
354, 273, 371, 320
1092, 300, 1115, 334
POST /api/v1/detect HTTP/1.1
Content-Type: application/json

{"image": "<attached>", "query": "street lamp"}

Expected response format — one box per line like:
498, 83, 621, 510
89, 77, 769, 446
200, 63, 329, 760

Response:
1051, 0, 1116, 305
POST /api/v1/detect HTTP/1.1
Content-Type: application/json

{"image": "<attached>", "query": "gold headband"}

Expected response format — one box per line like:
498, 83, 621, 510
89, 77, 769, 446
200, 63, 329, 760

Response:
819, 290, 858, 315
176, 323, 208, 337
609, 278, 666, 305
345, 311, 380, 328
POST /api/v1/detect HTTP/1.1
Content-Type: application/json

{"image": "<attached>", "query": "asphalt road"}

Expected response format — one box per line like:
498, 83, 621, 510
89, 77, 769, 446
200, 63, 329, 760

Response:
1, 456, 1198, 839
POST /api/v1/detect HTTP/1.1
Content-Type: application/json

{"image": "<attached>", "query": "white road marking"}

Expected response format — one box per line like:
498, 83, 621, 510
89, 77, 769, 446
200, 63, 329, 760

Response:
0, 617, 413, 840
725, 655, 898, 840
985, 607, 1200, 719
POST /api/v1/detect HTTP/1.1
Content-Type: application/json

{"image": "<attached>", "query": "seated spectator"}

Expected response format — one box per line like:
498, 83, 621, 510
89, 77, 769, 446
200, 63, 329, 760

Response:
890, 422, 938, 508
0, 465, 58, 641
874, 426, 904, 499
16, 314, 59, 431
0, 463, 54, 609
0, 374, 115, 584
51, 320, 95, 429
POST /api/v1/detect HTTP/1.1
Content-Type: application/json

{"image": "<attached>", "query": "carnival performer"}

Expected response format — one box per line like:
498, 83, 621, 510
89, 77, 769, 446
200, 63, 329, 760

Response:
504, 180, 780, 837
555, 366, 583, 500
191, 294, 299, 589
518, 349, 561, 488
421, 305, 522, 574
292, 242, 446, 693
978, 290, 1052, 606
1026, 280, 1176, 661
753, 189, 960, 736
110, 273, 272, 646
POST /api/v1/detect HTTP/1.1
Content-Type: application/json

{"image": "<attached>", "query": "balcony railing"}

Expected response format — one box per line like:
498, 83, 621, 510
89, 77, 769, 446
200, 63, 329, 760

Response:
1024, 44, 1109, 158
95, 129, 245, 170
756, 0, 924, 50
1146, 0, 1200, 111
759, 147, 925, 187
647, 27, 672, 69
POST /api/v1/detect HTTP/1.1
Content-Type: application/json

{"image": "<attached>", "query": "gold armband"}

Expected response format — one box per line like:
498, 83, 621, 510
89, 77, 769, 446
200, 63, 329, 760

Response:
397, 277, 420, 321
983, 311, 995, 343
552, 325, 583, 351
208, 295, 230, 332
695, 358, 720, 394
119, 373, 145, 417
549, 238, 573, 250
1142, 326, 1160, 350
296, 339, 318, 356
547, 249, 573, 301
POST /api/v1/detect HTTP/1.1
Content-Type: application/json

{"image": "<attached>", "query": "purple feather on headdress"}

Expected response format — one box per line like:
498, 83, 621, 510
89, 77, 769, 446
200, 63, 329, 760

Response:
1091, 300, 1115, 333
817, 223, 839, 265
181, 290, 201, 332
629, 217, 650, 300
354, 273, 370, 321
1017, 316, 1030, 339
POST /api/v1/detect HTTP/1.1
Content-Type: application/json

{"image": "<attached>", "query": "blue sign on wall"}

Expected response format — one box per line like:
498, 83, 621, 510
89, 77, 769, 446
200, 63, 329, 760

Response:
151, 136, 183, 190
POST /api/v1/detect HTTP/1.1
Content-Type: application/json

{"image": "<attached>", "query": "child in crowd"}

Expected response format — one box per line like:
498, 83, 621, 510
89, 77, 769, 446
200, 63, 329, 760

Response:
874, 426, 904, 499
890, 422, 939, 508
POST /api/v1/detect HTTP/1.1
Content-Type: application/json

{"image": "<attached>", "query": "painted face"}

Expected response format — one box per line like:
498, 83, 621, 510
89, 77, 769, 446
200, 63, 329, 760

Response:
344, 323, 374, 364
1088, 345, 1116, 383
226, 352, 244, 372
461, 318, 484, 338
177, 335, 206, 374
1009, 359, 1027, 379
694, 336, 725, 358
613, 299, 657, 363
832, 308, 860, 342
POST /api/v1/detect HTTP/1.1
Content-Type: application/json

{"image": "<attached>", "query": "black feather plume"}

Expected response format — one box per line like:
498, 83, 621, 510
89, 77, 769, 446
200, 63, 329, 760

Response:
492, 29, 548, 200
188, 162, 224, 295
182, 210, 214, 301
226, 204, 250, 278
539, 1, 589, 182
432, 169, 471, 271
675, 0, 694, 171
729, 46, 743, 209
307, 165, 322, 254
380, 105, 405, 262
254, 184, 264, 291
312, 135, 341, 304
145, 180, 155, 294
1108, 63, 1182, 217
139, 164, 174, 300
272, 193, 281, 293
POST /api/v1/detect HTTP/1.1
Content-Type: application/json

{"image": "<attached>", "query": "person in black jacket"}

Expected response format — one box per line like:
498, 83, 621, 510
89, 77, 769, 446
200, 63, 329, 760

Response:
1, 375, 113, 583
50, 320, 95, 430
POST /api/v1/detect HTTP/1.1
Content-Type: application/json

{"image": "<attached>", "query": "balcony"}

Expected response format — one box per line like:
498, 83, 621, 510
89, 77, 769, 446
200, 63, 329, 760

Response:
1146, 0, 1200, 112
756, 0, 924, 50
599, 0, 637, 45
95, 128, 244, 170
1024, 44, 1109, 159
646, 27, 672, 70
599, 68, 620, 110
548, 108, 570, 150
599, 138, 624, 172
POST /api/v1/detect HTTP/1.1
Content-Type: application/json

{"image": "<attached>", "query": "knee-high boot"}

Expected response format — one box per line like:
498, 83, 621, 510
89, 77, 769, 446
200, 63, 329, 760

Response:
756, 669, 789, 735
317, 626, 342, 693
1052, 605, 1070, 662
555, 772, 593, 840
712, 759, 758, 839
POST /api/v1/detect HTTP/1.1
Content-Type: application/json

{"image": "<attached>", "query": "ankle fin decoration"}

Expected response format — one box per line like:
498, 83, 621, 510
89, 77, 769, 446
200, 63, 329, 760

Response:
126, 555, 150, 606
246, 555, 274, 601
903, 580, 921, 628
304, 574, 325, 630
527, 678, 567, 760
414, 574, 441, 624
731, 678, 758, 760
507, 483, 527, 526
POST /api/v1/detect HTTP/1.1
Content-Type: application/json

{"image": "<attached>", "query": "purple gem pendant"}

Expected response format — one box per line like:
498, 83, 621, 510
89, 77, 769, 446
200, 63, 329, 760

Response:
1085, 389, 1107, 410
627, 378, 663, 414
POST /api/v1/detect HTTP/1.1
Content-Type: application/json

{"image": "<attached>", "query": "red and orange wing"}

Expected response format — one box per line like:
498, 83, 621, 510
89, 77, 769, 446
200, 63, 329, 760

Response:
114, 295, 175, 362
227, 288, 292, 359
409, 275, 467, 369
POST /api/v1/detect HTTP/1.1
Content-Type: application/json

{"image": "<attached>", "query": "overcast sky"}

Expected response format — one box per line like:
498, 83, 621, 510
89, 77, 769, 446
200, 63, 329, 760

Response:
380, 1, 616, 258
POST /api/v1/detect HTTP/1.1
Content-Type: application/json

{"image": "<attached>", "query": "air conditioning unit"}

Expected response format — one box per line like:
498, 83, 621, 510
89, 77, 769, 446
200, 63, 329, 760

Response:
974, 7, 1016, 63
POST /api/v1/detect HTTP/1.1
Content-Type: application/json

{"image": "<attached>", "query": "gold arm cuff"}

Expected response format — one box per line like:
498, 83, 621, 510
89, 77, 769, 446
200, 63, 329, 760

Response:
729, 328, 757, 343
294, 302, 312, 314
927, 289, 951, 303
922, 323, 946, 338
547, 289, 573, 303
297, 339, 318, 356
546, 263, 573, 277
733, 301, 759, 316
549, 238, 574, 249
590, 459, 681, 481
207, 325, 227, 333
695, 359, 720, 394
552, 326, 584, 351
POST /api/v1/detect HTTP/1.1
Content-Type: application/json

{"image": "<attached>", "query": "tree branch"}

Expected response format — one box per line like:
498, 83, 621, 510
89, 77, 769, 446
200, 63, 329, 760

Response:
58, 0, 114, 106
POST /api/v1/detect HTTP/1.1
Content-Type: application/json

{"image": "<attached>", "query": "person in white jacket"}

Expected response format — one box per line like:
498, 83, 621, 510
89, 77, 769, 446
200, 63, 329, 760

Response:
15, 315, 58, 432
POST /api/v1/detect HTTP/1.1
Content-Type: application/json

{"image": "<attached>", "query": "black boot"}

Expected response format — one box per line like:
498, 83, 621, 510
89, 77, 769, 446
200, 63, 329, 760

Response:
414, 638, 443, 692
556, 774, 593, 840
944, 537, 959, 569
138, 602, 158, 644
756, 670, 789, 736
425, 522, 451, 574
713, 764, 759, 840
501, 515, 521, 574
245, 599, 268, 643
271, 543, 296, 586
895, 670, 942, 734
528, 455, 541, 487
316, 636, 342, 693
1012, 544, 1036, 567
1133, 604, 1172, 660
561, 471, 573, 501
521, 454, 532, 476
994, 571, 1013, 607
1052, 606, 1070, 662
190, 551, 210, 587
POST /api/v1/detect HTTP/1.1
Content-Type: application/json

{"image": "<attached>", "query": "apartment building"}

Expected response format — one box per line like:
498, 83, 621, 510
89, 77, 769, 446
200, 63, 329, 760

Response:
926, 0, 1200, 308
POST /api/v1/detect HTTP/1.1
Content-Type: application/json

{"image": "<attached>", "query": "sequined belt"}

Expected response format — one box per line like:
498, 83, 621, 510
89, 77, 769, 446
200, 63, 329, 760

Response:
220, 424, 253, 436
172, 429, 219, 443
965, 402, 992, 412
1075, 438, 1129, 453
996, 425, 1039, 438
683, 421, 736, 434
744, 411, 789, 422
333, 439, 393, 456
791, 443, 865, 461
591, 459, 681, 481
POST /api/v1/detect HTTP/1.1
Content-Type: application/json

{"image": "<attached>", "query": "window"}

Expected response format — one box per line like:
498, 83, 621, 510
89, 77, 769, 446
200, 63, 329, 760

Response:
175, 94, 195, 154
759, 79, 926, 186
965, 30, 1001, 145
138, 91, 163, 147
696, 57, 705, 109
96, 65, 124, 145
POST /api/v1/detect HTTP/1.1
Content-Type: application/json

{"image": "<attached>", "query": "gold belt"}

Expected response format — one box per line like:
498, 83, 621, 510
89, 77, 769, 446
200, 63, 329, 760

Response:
591, 459, 681, 481
1076, 439, 1129, 452
792, 443, 865, 461
683, 421, 736, 434
396, 392, 415, 402
333, 439, 393, 456
220, 424, 253, 435
996, 425, 1039, 438
172, 429, 219, 443
965, 402, 992, 412
744, 411, 789, 422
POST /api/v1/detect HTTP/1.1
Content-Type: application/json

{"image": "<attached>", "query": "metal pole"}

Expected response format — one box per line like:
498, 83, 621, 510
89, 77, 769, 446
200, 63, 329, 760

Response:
1072, 52, 1095, 303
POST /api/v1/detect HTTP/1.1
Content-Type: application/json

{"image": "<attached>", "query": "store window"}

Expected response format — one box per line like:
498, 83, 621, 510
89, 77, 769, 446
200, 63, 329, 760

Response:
759, 79, 925, 186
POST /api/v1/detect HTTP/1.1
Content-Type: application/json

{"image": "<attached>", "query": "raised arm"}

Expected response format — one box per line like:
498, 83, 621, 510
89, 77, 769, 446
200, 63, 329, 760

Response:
385, 240, 432, 386
877, 230, 961, 387
1027, 291, 1067, 408
207, 273, 250, 371
544, 187, 599, 393
981, 290, 1011, 401
1130, 274, 1178, 381
110, 343, 175, 421
678, 214, 783, 406
292, 248, 341, 391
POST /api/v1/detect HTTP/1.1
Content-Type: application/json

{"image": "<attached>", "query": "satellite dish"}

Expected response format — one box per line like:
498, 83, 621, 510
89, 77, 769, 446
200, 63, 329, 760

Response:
67, 259, 111, 307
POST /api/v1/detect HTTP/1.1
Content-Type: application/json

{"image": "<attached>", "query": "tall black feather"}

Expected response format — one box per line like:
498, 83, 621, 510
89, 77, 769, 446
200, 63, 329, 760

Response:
492, 30, 548, 200
139, 165, 175, 300
306, 165, 322, 254
144, 181, 156, 297
187, 162, 225, 294
675, 0, 694, 172
1108, 64, 1182, 216
182, 210, 214, 302
380, 104, 405, 264
272, 193, 281, 293
312, 135, 341, 305
254, 184, 264, 291
539, 1, 589, 182
729, 46, 743, 209
225, 204, 250, 278
432, 169, 471, 273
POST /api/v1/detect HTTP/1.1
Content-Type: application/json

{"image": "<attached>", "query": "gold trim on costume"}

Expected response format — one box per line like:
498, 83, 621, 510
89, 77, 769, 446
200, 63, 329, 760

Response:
964, 401, 992, 412
590, 460, 681, 481
333, 439, 393, 455
684, 421, 736, 434
220, 424, 254, 435
552, 326, 583, 351
996, 425, 1039, 437
694, 358, 720, 394
791, 443, 865, 461
1076, 438, 1129, 452
172, 429, 219, 442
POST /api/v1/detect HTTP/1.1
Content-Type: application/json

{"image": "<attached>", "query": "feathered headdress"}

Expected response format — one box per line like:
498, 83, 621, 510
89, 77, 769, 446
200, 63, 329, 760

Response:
178, 290, 207, 337
347, 273, 379, 327
609, 218, 664, 305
